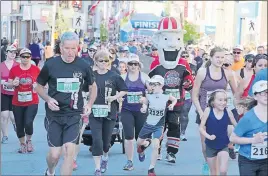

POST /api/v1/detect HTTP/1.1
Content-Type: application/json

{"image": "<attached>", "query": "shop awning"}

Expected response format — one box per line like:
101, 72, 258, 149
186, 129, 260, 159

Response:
35, 20, 51, 32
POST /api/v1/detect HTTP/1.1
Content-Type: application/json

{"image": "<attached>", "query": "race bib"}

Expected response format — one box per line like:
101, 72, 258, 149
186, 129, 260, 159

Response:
127, 92, 142, 104
206, 91, 214, 103
148, 108, 165, 116
3, 84, 14, 92
251, 143, 268, 159
18, 91, 32, 102
185, 91, 191, 100
165, 89, 180, 99
57, 78, 80, 93
92, 105, 109, 118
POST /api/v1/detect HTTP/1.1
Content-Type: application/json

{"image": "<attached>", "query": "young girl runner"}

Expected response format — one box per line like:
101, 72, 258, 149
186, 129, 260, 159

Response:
137, 75, 177, 176
230, 80, 268, 176
199, 89, 237, 176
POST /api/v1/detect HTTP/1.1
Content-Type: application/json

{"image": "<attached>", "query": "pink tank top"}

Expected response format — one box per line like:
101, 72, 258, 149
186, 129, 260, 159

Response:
0, 61, 19, 95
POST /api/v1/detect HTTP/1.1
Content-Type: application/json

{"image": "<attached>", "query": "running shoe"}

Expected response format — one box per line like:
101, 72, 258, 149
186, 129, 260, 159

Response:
148, 168, 156, 176
166, 152, 176, 163
94, 169, 102, 176
137, 139, 152, 153
123, 160, 134, 171
202, 162, 210, 175
26, 140, 34, 153
138, 152, 145, 162
45, 169, 55, 176
100, 159, 108, 173
180, 134, 187, 141
234, 144, 240, 153
157, 148, 162, 160
1, 136, 8, 144
18, 143, 27, 154
228, 148, 236, 159
73, 160, 78, 170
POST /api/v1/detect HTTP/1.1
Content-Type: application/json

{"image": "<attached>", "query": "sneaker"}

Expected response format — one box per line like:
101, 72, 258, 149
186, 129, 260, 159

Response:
123, 160, 134, 171
1, 136, 8, 144
228, 148, 236, 159
18, 143, 27, 154
180, 134, 187, 141
157, 148, 162, 160
94, 169, 102, 176
73, 160, 78, 170
138, 152, 145, 162
26, 140, 34, 153
234, 144, 240, 153
45, 169, 55, 176
137, 139, 152, 153
100, 159, 108, 173
202, 162, 210, 176
148, 168, 156, 176
166, 152, 176, 163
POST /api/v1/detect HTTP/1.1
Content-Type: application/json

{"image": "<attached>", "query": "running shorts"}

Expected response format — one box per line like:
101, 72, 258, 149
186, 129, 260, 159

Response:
206, 145, 228, 158
1, 93, 13, 111
138, 123, 164, 139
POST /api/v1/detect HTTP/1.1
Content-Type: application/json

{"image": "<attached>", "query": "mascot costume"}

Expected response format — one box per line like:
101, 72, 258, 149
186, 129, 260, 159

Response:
149, 17, 194, 163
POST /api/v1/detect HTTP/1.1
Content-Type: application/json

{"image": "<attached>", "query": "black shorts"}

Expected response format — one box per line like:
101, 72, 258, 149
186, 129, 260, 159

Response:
206, 145, 228, 158
196, 111, 201, 125
44, 115, 82, 147
166, 111, 181, 124
1, 93, 13, 111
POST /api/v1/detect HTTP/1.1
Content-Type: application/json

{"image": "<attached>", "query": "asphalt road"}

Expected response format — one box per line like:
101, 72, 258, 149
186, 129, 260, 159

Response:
1, 99, 240, 175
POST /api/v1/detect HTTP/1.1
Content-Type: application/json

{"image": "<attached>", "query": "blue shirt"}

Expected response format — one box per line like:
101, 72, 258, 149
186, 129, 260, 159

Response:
129, 46, 137, 54
249, 68, 268, 96
234, 108, 268, 160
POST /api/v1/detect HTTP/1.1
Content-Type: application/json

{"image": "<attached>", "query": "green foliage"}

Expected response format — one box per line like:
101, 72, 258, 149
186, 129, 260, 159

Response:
100, 23, 108, 42
183, 20, 200, 44
54, 7, 73, 35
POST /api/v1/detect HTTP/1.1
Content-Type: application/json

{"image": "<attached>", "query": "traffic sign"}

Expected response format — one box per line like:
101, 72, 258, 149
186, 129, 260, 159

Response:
73, 13, 85, 30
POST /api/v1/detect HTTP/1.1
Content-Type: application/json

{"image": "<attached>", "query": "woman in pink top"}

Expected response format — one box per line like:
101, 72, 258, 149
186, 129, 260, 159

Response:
0, 45, 19, 144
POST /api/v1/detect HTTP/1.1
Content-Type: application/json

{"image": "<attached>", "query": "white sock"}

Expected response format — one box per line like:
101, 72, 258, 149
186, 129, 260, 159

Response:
47, 170, 55, 176
102, 155, 108, 161
149, 165, 154, 170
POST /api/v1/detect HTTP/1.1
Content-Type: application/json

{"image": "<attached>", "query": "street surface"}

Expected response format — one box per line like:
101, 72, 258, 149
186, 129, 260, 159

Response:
1, 99, 240, 175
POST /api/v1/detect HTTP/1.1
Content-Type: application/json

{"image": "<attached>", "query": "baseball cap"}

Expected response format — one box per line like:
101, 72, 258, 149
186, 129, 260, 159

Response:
148, 75, 165, 85
233, 45, 244, 51
19, 48, 32, 56
252, 80, 267, 94
6, 45, 17, 52
89, 45, 97, 50
127, 54, 143, 68
119, 46, 129, 52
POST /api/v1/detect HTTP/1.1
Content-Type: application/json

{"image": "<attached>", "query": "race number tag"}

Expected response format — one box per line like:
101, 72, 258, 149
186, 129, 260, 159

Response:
127, 92, 142, 104
165, 89, 180, 99
185, 91, 191, 100
148, 108, 165, 116
57, 78, 80, 93
18, 91, 32, 102
206, 91, 214, 103
3, 84, 14, 92
251, 143, 268, 159
92, 105, 109, 118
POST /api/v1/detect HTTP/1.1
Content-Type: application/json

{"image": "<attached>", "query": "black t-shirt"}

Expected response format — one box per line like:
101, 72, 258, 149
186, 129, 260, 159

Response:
81, 57, 94, 67
91, 70, 128, 119
37, 56, 95, 116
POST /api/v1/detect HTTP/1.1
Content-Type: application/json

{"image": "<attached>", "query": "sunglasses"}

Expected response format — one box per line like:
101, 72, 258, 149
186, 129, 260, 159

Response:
8, 51, 17, 54
181, 55, 189, 58
128, 62, 139, 66
21, 55, 31, 59
149, 82, 161, 86
233, 51, 241, 55
152, 49, 158, 51
256, 90, 268, 96
89, 50, 96, 52
98, 60, 109, 63
223, 63, 231, 67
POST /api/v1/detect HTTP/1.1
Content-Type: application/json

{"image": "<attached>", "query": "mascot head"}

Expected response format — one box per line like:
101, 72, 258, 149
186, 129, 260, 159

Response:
152, 17, 186, 69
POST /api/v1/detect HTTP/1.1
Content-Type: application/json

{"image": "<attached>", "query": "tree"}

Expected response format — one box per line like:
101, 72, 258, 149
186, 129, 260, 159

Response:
100, 23, 108, 42
183, 20, 200, 44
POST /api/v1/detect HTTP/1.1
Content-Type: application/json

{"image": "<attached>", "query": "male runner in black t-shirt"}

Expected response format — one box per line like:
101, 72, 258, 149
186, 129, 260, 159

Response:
35, 32, 97, 176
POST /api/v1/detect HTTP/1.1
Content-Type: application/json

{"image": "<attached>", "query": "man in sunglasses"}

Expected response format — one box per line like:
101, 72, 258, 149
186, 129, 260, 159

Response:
231, 45, 245, 72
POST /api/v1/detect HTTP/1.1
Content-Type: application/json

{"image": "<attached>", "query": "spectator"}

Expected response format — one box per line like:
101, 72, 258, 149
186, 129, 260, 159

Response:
29, 38, 41, 66
44, 41, 53, 60
38, 38, 45, 60
257, 46, 265, 55
53, 39, 61, 57
231, 45, 245, 72
149, 47, 159, 70
1, 39, 9, 62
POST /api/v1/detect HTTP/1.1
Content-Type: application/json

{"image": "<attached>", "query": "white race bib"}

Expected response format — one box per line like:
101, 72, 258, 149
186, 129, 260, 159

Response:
57, 78, 80, 93
127, 91, 142, 104
18, 91, 32, 102
206, 91, 214, 103
3, 84, 14, 92
251, 143, 268, 159
92, 105, 109, 118
165, 89, 180, 99
185, 91, 191, 100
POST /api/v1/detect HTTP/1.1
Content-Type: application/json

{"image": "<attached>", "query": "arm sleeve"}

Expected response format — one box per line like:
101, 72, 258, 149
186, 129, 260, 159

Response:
116, 75, 128, 92
36, 63, 50, 86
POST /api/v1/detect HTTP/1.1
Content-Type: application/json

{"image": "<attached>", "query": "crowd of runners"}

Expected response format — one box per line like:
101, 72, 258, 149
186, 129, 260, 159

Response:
1, 29, 267, 176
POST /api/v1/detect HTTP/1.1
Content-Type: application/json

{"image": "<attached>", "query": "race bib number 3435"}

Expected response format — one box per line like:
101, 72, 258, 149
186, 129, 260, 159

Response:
251, 143, 268, 159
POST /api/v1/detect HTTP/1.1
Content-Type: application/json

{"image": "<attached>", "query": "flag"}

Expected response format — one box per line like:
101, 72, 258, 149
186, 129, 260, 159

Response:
121, 20, 133, 33
124, 9, 134, 18
88, 0, 100, 15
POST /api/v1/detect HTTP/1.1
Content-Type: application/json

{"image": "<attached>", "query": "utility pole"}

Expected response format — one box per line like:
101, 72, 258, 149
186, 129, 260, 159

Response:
51, 1, 57, 47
